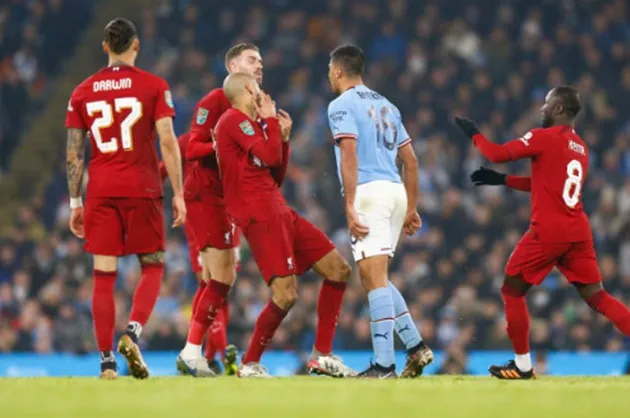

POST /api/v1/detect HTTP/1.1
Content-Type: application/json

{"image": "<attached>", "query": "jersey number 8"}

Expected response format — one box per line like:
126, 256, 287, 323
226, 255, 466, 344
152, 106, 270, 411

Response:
86, 97, 143, 153
368, 105, 397, 151
562, 159, 583, 208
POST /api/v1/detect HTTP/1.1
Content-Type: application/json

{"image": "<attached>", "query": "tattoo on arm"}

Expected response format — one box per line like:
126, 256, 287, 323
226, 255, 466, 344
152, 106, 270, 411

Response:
66, 128, 87, 198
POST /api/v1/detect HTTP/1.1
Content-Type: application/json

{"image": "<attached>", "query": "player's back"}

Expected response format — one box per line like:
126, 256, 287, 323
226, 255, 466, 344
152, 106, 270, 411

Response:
530, 125, 591, 243
66, 65, 174, 198
329, 85, 406, 187
185, 88, 232, 197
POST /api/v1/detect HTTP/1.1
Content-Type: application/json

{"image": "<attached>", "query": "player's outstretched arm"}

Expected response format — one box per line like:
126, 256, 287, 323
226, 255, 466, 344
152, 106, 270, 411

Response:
470, 167, 531, 192
186, 133, 215, 160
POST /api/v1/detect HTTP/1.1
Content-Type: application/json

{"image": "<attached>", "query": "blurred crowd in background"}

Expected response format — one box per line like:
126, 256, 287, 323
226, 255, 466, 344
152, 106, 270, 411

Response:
1, 0, 630, 373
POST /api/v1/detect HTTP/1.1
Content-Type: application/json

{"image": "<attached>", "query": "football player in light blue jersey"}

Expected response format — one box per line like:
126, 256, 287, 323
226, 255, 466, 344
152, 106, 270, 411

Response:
327, 45, 434, 378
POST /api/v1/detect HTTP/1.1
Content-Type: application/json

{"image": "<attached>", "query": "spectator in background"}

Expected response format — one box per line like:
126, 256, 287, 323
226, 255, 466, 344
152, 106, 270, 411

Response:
1, 0, 630, 359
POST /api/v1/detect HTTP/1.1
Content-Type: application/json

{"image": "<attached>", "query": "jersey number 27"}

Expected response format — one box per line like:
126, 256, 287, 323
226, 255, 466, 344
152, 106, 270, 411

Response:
86, 97, 142, 153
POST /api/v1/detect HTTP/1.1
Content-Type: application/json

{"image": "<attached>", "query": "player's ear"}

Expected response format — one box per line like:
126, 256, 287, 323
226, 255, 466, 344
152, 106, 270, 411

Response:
132, 38, 140, 53
102, 41, 109, 55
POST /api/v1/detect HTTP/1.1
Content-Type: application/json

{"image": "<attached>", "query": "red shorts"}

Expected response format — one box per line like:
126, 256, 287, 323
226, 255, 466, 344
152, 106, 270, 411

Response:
505, 230, 601, 285
242, 209, 335, 283
186, 192, 240, 251
184, 221, 202, 274
84, 197, 165, 256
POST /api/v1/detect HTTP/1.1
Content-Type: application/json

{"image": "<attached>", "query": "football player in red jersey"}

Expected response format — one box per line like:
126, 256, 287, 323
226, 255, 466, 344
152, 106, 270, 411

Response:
65, 18, 185, 379
159, 134, 234, 375
174, 44, 262, 377
455, 86, 630, 379
215, 73, 355, 378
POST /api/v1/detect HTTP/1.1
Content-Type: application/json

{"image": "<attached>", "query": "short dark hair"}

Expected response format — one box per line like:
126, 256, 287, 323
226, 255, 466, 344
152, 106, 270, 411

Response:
225, 43, 260, 68
104, 18, 138, 54
330, 45, 365, 77
553, 85, 582, 118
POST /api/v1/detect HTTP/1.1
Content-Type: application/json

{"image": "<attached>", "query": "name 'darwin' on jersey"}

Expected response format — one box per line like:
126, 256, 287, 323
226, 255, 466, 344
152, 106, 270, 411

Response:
93, 78, 132, 92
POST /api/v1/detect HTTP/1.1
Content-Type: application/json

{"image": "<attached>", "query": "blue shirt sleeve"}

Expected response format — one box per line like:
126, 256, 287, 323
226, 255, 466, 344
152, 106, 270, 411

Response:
394, 107, 411, 148
328, 98, 358, 143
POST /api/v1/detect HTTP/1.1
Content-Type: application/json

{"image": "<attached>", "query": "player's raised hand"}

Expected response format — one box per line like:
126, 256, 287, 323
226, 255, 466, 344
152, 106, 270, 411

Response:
453, 116, 480, 139
403, 210, 422, 236
470, 166, 506, 186
346, 207, 369, 240
256, 93, 277, 119
172, 194, 187, 228
69, 207, 85, 238
277, 109, 293, 142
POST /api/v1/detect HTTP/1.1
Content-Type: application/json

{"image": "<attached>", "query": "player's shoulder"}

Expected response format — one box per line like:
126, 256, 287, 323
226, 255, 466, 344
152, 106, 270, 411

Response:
328, 91, 354, 114
131, 67, 167, 84
216, 108, 243, 129
199, 88, 229, 106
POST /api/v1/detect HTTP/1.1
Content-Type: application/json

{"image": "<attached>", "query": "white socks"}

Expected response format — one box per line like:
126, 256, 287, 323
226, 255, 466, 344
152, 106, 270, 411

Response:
515, 353, 532, 372
180, 343, 202, 360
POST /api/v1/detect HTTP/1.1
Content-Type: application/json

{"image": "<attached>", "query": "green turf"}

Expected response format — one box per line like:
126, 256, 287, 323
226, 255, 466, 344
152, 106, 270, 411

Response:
1, 376, 629, 418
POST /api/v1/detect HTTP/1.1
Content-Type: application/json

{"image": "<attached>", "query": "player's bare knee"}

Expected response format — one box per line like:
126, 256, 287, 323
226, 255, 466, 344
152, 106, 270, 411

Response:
574, 282, 603, 302
138, 251, 165, 265
329, 256, 351, 282
271, 276, 298, 310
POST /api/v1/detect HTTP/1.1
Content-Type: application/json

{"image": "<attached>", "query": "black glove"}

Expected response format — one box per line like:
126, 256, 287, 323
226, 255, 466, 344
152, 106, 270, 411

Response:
454, 116, 480, 139
470, 166, 506, 186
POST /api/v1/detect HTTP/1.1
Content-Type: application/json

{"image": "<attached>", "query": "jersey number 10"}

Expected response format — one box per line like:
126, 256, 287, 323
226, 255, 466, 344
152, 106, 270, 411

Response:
86, 97, 143, 153
368, 105, 397, 151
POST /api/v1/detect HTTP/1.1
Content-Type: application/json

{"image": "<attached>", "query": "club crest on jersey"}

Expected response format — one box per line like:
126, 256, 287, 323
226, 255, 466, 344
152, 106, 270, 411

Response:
165, 90, 174, 108
239, 120, 255, 136
196, 108, 208, 125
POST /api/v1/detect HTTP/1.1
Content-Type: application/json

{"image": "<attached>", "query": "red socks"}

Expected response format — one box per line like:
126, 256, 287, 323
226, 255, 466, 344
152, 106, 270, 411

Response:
187, 280, 231, 345
500, 283, 530, 355
314, 279, 347, 354
92, 270, 117, 352
587, 290, 630, 335
129, 263, 164, 325
243, 301, 288, 364
191, 280, 207, 316
205, 304, 228, 361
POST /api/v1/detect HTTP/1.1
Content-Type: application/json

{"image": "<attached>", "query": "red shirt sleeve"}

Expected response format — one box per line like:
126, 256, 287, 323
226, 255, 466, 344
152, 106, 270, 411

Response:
228, 116, 282, 167
506, 175, 531, 192
65, 87, 87, 129
473, 129, 546, 163
154, 77, 176, 121
271, 142, 290, 186
187, 90, 226, 160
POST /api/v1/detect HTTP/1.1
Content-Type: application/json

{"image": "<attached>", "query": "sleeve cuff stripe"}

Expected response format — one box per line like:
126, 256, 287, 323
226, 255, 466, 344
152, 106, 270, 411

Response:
398, 138, 412, 148
333, 133, 358, 139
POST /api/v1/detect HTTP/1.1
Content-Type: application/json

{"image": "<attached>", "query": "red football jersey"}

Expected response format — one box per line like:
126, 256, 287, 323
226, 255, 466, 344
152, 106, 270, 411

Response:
476, 125, 592, 243
159, 133, 191, 182
65, 65, 175, 198
215, 109, 288, 223
185, 88, 232, 197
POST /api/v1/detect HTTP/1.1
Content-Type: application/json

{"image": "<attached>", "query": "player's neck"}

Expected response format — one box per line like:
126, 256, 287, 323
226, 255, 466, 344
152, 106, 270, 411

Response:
339, 78, 364, 93
108, 55, 135, 67
234, 103, 257, 120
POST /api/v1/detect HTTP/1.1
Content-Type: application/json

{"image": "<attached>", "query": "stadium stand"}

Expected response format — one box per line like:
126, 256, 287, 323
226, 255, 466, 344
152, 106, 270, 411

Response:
0, 0, 629, 374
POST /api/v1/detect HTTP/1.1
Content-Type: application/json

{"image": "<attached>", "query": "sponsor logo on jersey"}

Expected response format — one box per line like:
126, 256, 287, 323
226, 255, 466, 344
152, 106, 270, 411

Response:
196, 107, 208, 125
165, 90, 174, 108
569, 140, 586, 155
239, 120, 255, 136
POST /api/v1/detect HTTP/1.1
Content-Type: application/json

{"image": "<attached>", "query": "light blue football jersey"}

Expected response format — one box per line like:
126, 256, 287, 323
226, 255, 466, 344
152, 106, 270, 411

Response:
327, 85, 411, 190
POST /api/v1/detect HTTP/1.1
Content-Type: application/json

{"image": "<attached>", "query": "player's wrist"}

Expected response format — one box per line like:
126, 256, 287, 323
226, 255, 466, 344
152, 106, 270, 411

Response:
70, 197, 83, 209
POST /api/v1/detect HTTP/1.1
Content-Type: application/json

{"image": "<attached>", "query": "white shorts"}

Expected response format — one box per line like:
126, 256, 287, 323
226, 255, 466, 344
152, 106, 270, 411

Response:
351, 181, 407, 262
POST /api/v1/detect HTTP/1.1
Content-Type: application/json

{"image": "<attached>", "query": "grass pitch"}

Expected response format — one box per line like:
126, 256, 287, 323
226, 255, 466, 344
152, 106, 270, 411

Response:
1, 376, 629, 418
